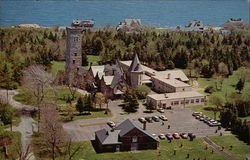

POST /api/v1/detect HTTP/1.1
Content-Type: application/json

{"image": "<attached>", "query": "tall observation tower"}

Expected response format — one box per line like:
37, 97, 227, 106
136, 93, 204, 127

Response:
65, 19, 94, 74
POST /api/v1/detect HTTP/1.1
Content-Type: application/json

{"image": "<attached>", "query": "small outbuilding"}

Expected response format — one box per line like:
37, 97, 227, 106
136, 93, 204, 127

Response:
95, 119, 159, 153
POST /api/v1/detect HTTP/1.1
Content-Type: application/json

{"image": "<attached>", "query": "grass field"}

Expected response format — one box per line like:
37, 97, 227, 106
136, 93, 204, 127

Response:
33, 138, 226, 160
61, 111, 112, 121
51, 55, 100, 74
14, 87, 82, 105
209, 135, 250, 160
0, 131, 21, 160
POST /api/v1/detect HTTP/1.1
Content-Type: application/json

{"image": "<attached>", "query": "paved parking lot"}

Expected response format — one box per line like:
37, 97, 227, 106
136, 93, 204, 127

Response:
63, 100, 231, 141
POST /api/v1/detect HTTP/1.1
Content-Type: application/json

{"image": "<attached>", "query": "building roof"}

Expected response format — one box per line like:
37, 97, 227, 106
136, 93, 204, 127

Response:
103, 76, 114, 85
124, 19, 141, 26
115, 119, 158, 141
147, 91, 204, 101
128, 53, 141, 72
152, 76, 190, 88
95, 119, 158, 146
91, 65, 105, 77
120, 61, 157, 75
110, 73, 122, 88
155, 70, 189, 82
95, 129, 122, 145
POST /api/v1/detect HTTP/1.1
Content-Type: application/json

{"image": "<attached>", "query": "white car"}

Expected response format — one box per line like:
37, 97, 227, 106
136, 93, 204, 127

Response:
107, 121, 115, 128
152, 133, 158, 140
157, 108, 165, 113
159, 115, 168, 121
158, 134, 166, 140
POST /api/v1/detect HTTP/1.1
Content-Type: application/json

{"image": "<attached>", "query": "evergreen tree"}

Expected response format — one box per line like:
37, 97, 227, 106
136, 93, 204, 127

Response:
82, 53, 88, 66
75, 97, 84, 114
236, 78, 244, 93
123, 89, 139, 112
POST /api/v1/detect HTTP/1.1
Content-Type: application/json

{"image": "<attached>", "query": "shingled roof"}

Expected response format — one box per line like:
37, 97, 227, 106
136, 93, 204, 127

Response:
128, 53, 141, 72
95, 119, 158, 145
115, 119, 158, 140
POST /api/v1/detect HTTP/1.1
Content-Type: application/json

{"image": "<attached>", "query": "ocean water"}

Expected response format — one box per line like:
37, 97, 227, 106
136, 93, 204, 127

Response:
0, 0, 249, 27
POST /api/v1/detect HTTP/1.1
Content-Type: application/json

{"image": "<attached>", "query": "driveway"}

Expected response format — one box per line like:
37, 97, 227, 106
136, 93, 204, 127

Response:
63, 100, 231, 141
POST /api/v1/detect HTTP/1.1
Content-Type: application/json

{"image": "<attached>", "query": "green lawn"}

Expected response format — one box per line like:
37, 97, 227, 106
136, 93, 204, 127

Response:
209, 135, 250, 160
61, 111, 112, 121
0, 131, 21, 160
33, 138, 226, 160
14, 87, 82, 105
190, 105, 220, 120
51, 61, 65, 74
51, 55, 100, 74
239, 116, 250, 121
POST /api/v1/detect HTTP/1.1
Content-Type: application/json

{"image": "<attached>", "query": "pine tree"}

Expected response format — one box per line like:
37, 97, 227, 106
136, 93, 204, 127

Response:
75, 97, 84, 115
236, 78, 244, 93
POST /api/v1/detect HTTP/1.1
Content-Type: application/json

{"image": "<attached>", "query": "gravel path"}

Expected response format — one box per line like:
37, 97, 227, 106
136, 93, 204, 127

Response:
203, 137, 237, 160
0, 89, 36, 160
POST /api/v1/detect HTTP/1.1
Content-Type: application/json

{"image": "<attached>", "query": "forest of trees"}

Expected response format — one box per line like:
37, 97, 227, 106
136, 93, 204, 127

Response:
0, 27, 250, 90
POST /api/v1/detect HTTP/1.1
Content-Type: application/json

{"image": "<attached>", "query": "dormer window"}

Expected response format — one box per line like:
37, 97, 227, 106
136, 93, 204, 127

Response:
73, 60, 75, 64
74, 53, 77, 56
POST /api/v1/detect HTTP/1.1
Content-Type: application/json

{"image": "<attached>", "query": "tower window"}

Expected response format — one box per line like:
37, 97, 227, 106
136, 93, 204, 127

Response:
74, 53, 77, 56
73, 60, 75, 64
73, 37, 78, 42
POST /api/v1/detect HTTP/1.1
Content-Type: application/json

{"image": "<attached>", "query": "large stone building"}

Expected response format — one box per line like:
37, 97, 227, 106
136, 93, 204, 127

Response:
86, 53, 205, 108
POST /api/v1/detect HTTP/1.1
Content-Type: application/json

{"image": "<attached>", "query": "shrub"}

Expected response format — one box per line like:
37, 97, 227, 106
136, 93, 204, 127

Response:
204, 85, 216, 94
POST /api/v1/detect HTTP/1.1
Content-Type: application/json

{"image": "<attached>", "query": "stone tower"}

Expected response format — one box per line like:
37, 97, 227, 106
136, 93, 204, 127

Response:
128, 53, 144, 87
65, 27, 82, 73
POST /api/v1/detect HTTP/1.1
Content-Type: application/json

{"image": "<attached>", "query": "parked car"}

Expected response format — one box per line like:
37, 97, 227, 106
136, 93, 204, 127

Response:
145, 116, 153, 123
107, 121, 115, 128
173, 133, 180, 139
199, 117, 205, 121
192, 112, 202, 116
166, 133, 173, 140
188, 133, 196, 139
159, 115, 168, 121
195, 115, 201, 119
157, 108, 165, 113
152, 116, 160, 122
138, 117, 146, 123
166, 106, 172, 110
152, 133, 158, 140
158, 134, 166, 140
180, 133, 188, 139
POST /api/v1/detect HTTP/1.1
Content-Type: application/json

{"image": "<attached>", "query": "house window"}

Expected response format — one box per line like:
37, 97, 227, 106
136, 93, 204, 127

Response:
181, 100, 184, 104
183, 88, 185, 91
185, 100, 189, 104
201, 98, 204, 102
73, 37, 78, 42
74, 53, 77, 56
171, 102, 174, 105
73, 60, 75, 64
196, 99, 199, 103
132, 136, 137, 143
174, 101, 179, 105
191, 99, 194, 103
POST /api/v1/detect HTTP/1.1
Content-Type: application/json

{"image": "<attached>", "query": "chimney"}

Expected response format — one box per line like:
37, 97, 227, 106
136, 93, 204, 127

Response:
167, 73, 171, 79
143, 122, 146, 130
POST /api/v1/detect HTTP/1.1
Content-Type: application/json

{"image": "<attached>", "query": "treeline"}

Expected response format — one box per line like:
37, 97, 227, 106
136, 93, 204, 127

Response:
82, 30, 250, 77
0, 27, 250, 88
220, 102, 250, 144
